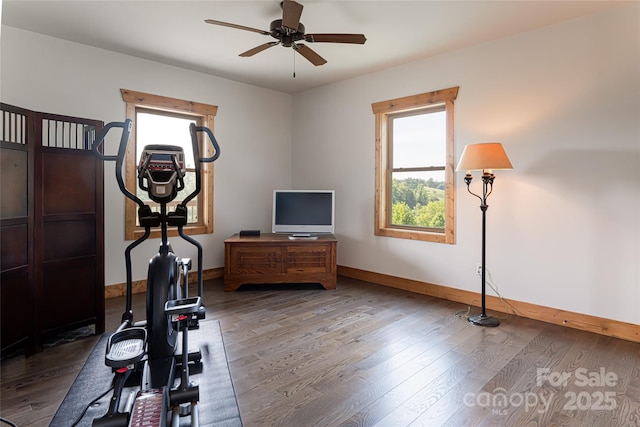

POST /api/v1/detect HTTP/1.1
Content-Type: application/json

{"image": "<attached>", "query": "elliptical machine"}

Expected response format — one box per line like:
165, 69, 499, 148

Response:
90, 119, 221, 427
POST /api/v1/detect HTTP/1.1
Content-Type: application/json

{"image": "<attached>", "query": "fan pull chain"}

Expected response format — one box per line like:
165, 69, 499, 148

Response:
293, 48, 296, 78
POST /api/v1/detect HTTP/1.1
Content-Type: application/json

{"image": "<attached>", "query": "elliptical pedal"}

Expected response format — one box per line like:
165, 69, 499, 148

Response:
106, 327, 147, 368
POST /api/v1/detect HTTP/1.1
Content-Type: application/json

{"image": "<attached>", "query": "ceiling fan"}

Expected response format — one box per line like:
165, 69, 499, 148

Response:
205, 0, 366, 66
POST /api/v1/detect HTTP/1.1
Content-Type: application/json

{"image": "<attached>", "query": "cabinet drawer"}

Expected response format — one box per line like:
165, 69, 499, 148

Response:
228, 246, 281, 275
284, 245, 330, 273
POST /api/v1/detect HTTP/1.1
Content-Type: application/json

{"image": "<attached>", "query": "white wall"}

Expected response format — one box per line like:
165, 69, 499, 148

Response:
1, 26, 293, 286
292, 4, 640, 324
2, 4, 638, 325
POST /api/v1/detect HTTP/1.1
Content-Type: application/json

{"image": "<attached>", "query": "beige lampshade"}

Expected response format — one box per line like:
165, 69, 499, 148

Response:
456, 142, 513, 171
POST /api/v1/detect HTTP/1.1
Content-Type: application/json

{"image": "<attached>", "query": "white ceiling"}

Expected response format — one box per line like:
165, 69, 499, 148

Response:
2, 1, 627, 94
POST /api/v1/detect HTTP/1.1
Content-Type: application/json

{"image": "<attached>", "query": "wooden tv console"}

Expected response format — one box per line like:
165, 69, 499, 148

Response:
223, 233, 337, 291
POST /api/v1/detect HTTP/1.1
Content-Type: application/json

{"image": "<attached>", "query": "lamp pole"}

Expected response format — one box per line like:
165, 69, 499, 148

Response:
465, 171, 500, 327
457, 142, 512, 326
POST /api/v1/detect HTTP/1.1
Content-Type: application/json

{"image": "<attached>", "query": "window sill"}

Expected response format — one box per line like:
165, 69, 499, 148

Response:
375, 227, 453, 244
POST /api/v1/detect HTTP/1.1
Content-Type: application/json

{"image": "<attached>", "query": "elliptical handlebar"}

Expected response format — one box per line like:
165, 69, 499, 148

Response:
92, 119, 146, 209
92, 119, 132, 162
191, 124, 221, 164
181, 123, 221, 207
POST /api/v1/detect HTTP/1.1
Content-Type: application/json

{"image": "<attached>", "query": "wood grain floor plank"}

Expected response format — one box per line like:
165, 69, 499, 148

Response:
370, 357, 473, 427
2, 277, 638, 427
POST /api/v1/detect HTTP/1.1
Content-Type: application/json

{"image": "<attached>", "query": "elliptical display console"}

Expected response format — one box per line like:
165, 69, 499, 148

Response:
86, 119, 221, 427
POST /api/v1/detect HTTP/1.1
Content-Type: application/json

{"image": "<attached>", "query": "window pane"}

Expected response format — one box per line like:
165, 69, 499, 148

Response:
136, 112, 196, 167
392, 110, 446, 168
390, 170, 446, 229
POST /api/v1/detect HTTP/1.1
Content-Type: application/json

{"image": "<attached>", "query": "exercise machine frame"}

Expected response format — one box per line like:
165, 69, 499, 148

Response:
88, 119, 220, 427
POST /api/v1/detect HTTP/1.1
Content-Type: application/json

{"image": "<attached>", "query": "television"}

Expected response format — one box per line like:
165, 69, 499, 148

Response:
272, 190, 335, 235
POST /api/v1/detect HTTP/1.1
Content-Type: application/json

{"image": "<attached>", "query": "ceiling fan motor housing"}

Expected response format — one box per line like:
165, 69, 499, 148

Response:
270, 19, 305, 46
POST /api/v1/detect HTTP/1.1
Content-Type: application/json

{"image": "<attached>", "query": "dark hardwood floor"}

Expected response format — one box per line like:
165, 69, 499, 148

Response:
2, 277, 639, 426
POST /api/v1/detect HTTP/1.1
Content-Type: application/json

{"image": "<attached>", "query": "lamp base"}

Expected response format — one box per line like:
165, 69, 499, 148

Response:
468, 313, 500, 327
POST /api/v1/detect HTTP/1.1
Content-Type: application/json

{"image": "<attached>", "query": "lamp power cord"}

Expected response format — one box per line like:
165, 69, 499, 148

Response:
455, 268, 518, 320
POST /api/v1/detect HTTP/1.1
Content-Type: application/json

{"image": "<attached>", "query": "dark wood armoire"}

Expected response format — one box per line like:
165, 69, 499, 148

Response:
1, 103, 105, 355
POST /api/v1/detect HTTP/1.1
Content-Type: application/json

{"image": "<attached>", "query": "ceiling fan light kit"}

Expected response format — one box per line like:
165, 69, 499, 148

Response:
205, 0, 366, 66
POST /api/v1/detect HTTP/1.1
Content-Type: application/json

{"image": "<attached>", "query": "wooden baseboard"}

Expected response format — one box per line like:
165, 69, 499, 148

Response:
104, 267, 224, 299
337, 265, 640, 343
105, 265, 638, 343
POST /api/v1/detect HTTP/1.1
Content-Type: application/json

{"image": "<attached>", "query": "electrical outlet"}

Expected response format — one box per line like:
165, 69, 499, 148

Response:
475, 263, 483, 275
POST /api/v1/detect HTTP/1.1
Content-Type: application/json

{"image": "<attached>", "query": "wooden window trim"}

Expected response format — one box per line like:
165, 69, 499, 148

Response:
372, 86, 458, 244
121, 89, 218, 240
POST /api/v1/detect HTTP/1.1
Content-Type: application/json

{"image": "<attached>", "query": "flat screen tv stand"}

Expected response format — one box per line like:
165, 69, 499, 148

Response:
223, 233, 337, 291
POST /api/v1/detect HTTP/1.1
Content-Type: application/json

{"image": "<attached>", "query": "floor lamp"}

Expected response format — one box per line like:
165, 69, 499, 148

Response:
456, 142, 513, 327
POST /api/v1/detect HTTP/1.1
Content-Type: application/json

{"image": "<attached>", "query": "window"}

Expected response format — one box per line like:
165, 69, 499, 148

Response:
121, 89, 218, 240
135, 109, 202, 225
371, 87, 458, 243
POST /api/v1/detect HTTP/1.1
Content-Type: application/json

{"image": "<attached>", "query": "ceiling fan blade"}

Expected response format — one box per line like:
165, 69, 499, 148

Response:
205, 19, 270, 36
305, 34, 367, 44
293, 44, 327, 66
239, 42, 279, 57
282, 0, 304, 31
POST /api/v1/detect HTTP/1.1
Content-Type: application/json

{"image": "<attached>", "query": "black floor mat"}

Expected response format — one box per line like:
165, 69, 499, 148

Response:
51, 320, 242, 426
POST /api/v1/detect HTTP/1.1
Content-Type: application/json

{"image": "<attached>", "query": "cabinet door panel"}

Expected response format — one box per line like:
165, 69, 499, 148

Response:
42, 257, 96, 331
0, 148, 28, 218
42, 151, 96, 215
43, 220, 95, 261
1, 224, 28, 270
1, 269, 30, 349
285, 245, 330, 273
229, 246, 281, 275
